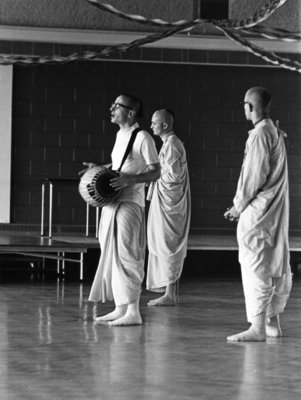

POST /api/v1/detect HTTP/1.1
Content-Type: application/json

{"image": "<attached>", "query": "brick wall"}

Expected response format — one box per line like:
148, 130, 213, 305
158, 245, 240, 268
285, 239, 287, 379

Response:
11, 60, 301, 231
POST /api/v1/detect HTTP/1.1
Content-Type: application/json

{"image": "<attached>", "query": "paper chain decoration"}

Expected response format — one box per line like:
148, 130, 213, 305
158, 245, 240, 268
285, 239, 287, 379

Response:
88, 0, 287, 29
0, 0, 300, 73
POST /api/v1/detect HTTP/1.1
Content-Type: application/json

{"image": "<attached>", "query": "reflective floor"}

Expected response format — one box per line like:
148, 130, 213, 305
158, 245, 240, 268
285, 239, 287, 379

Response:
0, 277, 300, 400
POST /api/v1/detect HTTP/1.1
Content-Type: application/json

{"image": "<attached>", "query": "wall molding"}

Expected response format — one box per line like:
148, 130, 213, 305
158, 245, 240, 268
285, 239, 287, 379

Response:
0, 25, 300, 53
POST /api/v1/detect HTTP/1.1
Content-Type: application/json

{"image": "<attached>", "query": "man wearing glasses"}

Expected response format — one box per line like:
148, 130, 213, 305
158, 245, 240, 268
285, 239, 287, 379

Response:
224, 87, 292, 341
86, 94, 160, 326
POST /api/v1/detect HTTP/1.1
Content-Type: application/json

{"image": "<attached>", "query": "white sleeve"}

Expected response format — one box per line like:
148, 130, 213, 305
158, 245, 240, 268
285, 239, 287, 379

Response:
234, 128, 271, 212
139, 131, 159, 165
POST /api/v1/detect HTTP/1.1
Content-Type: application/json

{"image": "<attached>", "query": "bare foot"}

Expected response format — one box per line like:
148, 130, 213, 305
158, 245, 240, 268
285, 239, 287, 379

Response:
266, 315, 282, 338
94, 306, 126, 322
108, 313, 142, 326
227, 327, 266, 342
147, 294, 177, 306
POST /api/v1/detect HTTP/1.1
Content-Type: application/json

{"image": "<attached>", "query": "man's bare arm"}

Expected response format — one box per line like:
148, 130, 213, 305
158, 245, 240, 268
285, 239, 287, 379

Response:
110, 163, 161, 190
78, 161, 112, 176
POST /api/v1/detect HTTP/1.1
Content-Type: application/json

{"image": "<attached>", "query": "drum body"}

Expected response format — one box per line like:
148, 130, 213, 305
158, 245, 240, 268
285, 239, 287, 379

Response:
79, 166, 120, 207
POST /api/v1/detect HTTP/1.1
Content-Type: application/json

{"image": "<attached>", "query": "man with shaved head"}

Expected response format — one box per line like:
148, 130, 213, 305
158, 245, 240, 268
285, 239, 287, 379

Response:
146, 109, 191, 306
224, 87, 292, 341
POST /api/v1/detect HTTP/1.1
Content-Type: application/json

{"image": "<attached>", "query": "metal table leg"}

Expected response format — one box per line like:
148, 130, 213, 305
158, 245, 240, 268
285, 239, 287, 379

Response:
41, 183, 45, 236
49, 182, 53, 239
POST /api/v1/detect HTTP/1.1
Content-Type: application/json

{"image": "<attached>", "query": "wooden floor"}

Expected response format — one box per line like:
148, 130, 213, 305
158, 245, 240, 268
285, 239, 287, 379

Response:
0, 275, 300, 400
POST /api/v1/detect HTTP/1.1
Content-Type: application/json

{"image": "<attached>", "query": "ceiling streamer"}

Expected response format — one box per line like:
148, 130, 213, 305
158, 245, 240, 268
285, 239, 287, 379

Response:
0, 0, 300, 72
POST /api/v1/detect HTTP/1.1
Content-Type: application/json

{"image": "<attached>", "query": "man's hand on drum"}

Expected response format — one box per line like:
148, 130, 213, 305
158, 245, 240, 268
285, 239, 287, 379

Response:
110, 173, 134, 190
224, 206, 240, 222
78, 162, 97, 176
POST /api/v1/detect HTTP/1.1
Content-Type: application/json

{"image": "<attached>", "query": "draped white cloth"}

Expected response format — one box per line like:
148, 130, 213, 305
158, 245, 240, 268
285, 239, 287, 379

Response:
234, 119, 292, 321
88, 123, 159, 305
89, 201, 146, 306
146, 133, 191, 292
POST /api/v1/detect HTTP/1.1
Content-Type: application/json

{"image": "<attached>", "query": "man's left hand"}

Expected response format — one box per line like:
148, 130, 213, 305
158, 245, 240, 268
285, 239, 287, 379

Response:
224, 206, 240, 222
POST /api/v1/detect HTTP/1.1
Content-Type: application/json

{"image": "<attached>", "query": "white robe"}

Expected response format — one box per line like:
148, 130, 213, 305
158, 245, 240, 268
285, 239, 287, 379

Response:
89, 201, 146, 306
234, 119, 292, 321
89, 124, 159, 305
147, 133, 191, 291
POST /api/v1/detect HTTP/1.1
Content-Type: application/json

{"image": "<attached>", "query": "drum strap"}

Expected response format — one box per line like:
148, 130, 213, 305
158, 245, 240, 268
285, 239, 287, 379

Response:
117, 127, 140, 172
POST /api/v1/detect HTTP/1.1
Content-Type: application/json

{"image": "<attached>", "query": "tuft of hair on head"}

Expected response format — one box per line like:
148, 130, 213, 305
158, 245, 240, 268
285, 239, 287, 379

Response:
121, 94, 144, 118
249, 86, 272, 111
160, 108, 175, 127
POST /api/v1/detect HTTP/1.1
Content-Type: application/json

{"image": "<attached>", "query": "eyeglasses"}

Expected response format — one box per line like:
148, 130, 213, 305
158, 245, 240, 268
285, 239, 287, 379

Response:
240, 101, 254, 111
111, 102, 132, 111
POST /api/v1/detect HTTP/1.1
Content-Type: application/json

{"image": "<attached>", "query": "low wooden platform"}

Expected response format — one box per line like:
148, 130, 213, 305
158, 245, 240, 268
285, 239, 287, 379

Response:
0, 235, 88, 252
52, 233, 301, 252
0, 233, 88, 280
188, 234, 301, 252
1, 232, 301, 280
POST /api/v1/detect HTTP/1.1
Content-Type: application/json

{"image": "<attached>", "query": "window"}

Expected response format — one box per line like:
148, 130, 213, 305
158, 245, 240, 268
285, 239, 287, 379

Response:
194, 0, 229, 19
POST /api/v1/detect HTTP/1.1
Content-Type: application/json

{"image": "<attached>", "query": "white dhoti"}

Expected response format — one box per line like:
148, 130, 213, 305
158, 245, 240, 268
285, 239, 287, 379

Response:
240, 260, 292, 322
238, 203, 292, 322
89, 201, 146, 306
146, 182, 190, 291
238, 213, 292, 321
147, 255, 184, 293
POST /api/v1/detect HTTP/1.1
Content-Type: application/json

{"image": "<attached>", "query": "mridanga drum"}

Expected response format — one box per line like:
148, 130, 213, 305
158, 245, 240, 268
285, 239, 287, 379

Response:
79, 166, 119, 207
78, 127, 140, 208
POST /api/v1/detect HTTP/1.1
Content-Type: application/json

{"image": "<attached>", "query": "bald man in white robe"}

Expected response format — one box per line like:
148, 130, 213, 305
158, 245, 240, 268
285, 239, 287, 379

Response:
147, 109, 191, 306
224, 87, 292, 341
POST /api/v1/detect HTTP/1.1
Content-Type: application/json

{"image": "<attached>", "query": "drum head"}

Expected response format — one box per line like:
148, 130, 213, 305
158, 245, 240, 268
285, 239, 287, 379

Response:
79, 166, 120, 207
95, 172, 117, 199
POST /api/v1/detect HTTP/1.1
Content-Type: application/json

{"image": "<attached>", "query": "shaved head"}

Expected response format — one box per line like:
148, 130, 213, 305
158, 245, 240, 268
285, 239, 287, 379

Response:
151, 109, 175, 137
245, 87, 272, 113
154, 109, 175, 128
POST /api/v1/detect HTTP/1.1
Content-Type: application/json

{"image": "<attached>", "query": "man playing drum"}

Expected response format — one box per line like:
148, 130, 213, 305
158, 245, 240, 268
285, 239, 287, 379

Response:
82, 94, 160, 326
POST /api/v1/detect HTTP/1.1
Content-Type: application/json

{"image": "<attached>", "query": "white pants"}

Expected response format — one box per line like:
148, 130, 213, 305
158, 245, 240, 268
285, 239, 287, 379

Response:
241, 260, 292, 323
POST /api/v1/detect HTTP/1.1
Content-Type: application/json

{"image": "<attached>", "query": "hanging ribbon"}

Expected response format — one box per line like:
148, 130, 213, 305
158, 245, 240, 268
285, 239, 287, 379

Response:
0, 0, 300, 73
